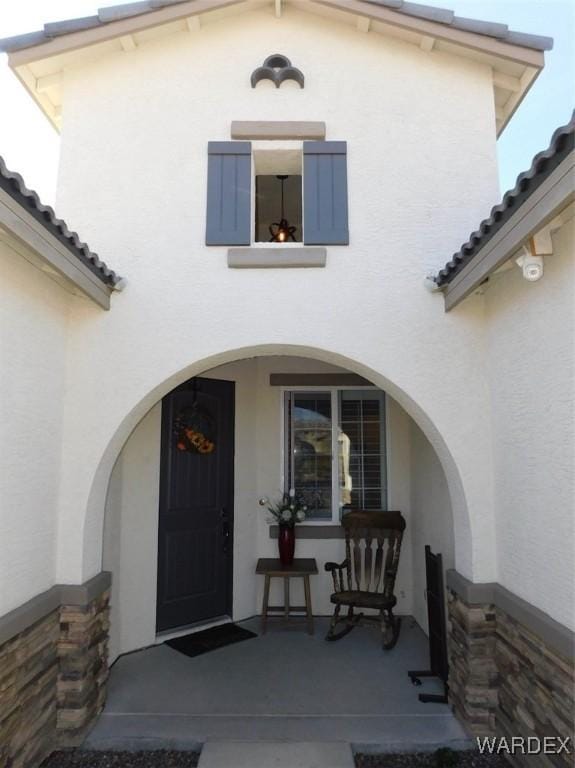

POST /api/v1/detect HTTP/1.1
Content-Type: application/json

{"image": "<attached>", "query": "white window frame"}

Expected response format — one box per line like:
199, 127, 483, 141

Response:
280, 386, 390, 525
251, 143, 304, 247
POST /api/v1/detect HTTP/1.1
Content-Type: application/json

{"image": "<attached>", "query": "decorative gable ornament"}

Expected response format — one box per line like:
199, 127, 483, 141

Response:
251, 54, 304, 89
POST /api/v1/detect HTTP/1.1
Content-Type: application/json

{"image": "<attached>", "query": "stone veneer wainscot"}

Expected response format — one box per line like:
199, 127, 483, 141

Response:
0, 574, 110, 768
447, 571, 574, 767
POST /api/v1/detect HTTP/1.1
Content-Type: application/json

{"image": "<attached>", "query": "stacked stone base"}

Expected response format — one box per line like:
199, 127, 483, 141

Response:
448, 592, 499, 735
448, 585, 574, 768
58, 591, 110, 742
0, 584, 110, 768
0, 611, 59, 768
496, 608, 574, 768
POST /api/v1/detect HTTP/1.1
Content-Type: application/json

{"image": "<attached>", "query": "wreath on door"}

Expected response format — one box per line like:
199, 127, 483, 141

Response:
174, 403, 216, 455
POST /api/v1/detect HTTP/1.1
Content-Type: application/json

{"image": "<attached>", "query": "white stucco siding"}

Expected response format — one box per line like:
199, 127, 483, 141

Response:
409, 421, 455, 634
103, 402, 161, 662
52, 6, 499, 588
56, 6, 499, 273
485, 219, 575, 630
0, 241, 70, 614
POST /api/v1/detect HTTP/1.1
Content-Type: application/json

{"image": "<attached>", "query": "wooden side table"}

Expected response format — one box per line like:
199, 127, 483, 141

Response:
256, 558, 318, 635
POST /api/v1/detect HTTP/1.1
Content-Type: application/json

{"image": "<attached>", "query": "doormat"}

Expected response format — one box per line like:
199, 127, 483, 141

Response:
165, 623, 257, 658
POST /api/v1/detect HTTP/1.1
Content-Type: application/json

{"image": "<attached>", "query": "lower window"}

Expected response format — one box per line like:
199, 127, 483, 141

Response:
284, 389, 388, 522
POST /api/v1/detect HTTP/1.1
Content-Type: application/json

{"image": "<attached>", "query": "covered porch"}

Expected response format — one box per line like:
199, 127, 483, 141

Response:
103, 354, 458, 662
85, 617, 468, 753
94, 352, 466, 755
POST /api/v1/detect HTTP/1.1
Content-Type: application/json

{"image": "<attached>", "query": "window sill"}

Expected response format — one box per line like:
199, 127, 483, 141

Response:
227, 247, 326, 269
269, 524, 344, 540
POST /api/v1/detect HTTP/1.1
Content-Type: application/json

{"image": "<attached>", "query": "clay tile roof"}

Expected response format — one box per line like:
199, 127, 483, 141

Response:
0, 156, 120, 288
0, 0, 553, 53
435, 113, 575, 287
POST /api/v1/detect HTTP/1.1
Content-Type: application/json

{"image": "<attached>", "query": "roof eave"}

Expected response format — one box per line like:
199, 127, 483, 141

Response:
0, 193, 114, 309
3, 0, 547, 135
441, 150, 575, 311
495, 65, 541, 137
0, 155, 121, 301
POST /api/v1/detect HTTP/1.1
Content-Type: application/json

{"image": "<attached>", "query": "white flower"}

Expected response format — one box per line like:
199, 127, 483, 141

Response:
289, 488, 296, 498
281, 510, 292, 522
296, 510, 306, 522
290, 504, 295, 511
302, 505, 308, 512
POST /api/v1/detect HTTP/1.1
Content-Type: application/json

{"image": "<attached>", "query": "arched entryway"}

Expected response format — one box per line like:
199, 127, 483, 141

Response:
84, 347, 470, 752
83, 344, 474, 592
96, 348, 461, 661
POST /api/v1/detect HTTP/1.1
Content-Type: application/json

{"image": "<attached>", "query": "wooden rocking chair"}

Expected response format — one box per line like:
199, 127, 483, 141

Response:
325, 510, 406, 650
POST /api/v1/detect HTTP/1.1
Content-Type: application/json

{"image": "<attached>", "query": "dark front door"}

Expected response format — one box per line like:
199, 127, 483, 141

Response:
157, 377, 234, 633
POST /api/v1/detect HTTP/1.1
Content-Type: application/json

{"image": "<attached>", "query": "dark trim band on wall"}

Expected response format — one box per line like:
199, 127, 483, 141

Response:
269, 373, 373, 387
270, 525, 344, 540
446, 569, 574, 661
0, 571, 112, 646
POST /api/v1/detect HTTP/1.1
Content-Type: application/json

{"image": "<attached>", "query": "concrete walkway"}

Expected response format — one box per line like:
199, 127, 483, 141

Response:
85, 617, 469, 755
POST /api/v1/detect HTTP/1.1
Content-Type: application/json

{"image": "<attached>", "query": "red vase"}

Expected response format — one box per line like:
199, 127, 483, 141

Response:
278, 525, 295, 565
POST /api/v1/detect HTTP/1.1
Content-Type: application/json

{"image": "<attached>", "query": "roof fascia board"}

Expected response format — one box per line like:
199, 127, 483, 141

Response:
312, 0, 545, 68
8, 0, 545, 70
7, 0, 245, 67
0, 188, 112, 309
443, 151, 575, 311
495, 66, 539, 136
12, 64, 60, 132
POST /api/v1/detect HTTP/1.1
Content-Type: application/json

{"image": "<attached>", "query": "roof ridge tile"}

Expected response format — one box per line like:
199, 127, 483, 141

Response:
44, 16, 101, 38
400, 2, 454, 25
451, 16, 508, 39
0, 0, 555, 53
98, 2, 156, 24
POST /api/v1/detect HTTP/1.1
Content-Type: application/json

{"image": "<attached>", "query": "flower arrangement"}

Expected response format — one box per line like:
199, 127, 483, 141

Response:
259, 490, 307, 528
176, 427, 215, 454
174, 407, 215, 455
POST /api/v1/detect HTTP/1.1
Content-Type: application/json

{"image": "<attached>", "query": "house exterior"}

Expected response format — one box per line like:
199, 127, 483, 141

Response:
0, 1, 572, 766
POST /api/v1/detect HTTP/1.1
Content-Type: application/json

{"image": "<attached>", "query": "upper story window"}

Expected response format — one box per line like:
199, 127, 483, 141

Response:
256, 174, 302, 243
205, 141, 348, 247
284, 389, 388, 523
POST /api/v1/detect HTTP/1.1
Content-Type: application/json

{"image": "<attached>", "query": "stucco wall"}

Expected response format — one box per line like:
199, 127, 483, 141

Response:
410, 420, 455, 634
103, 355, 455, 658
52, 4, 499, 588
103, 402, 161, 662
0, 240, 70, 615
485, 217, 575, 630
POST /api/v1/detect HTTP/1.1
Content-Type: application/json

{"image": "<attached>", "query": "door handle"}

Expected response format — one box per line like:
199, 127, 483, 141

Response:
221, 508, 230, 554
222, 525, 230, 555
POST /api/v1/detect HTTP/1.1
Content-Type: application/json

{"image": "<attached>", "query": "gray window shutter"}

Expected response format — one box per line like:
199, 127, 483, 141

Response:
206, 141, 251, 245
303, 141, 349, 245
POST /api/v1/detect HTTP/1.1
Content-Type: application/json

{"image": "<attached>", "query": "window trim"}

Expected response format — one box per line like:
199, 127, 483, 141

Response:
279, 385, 390, 525
254, 172, 304, 245
251, 147, 304, 246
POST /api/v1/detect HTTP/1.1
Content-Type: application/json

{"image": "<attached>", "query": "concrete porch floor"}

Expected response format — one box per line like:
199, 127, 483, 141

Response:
84, 617, 469, 754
